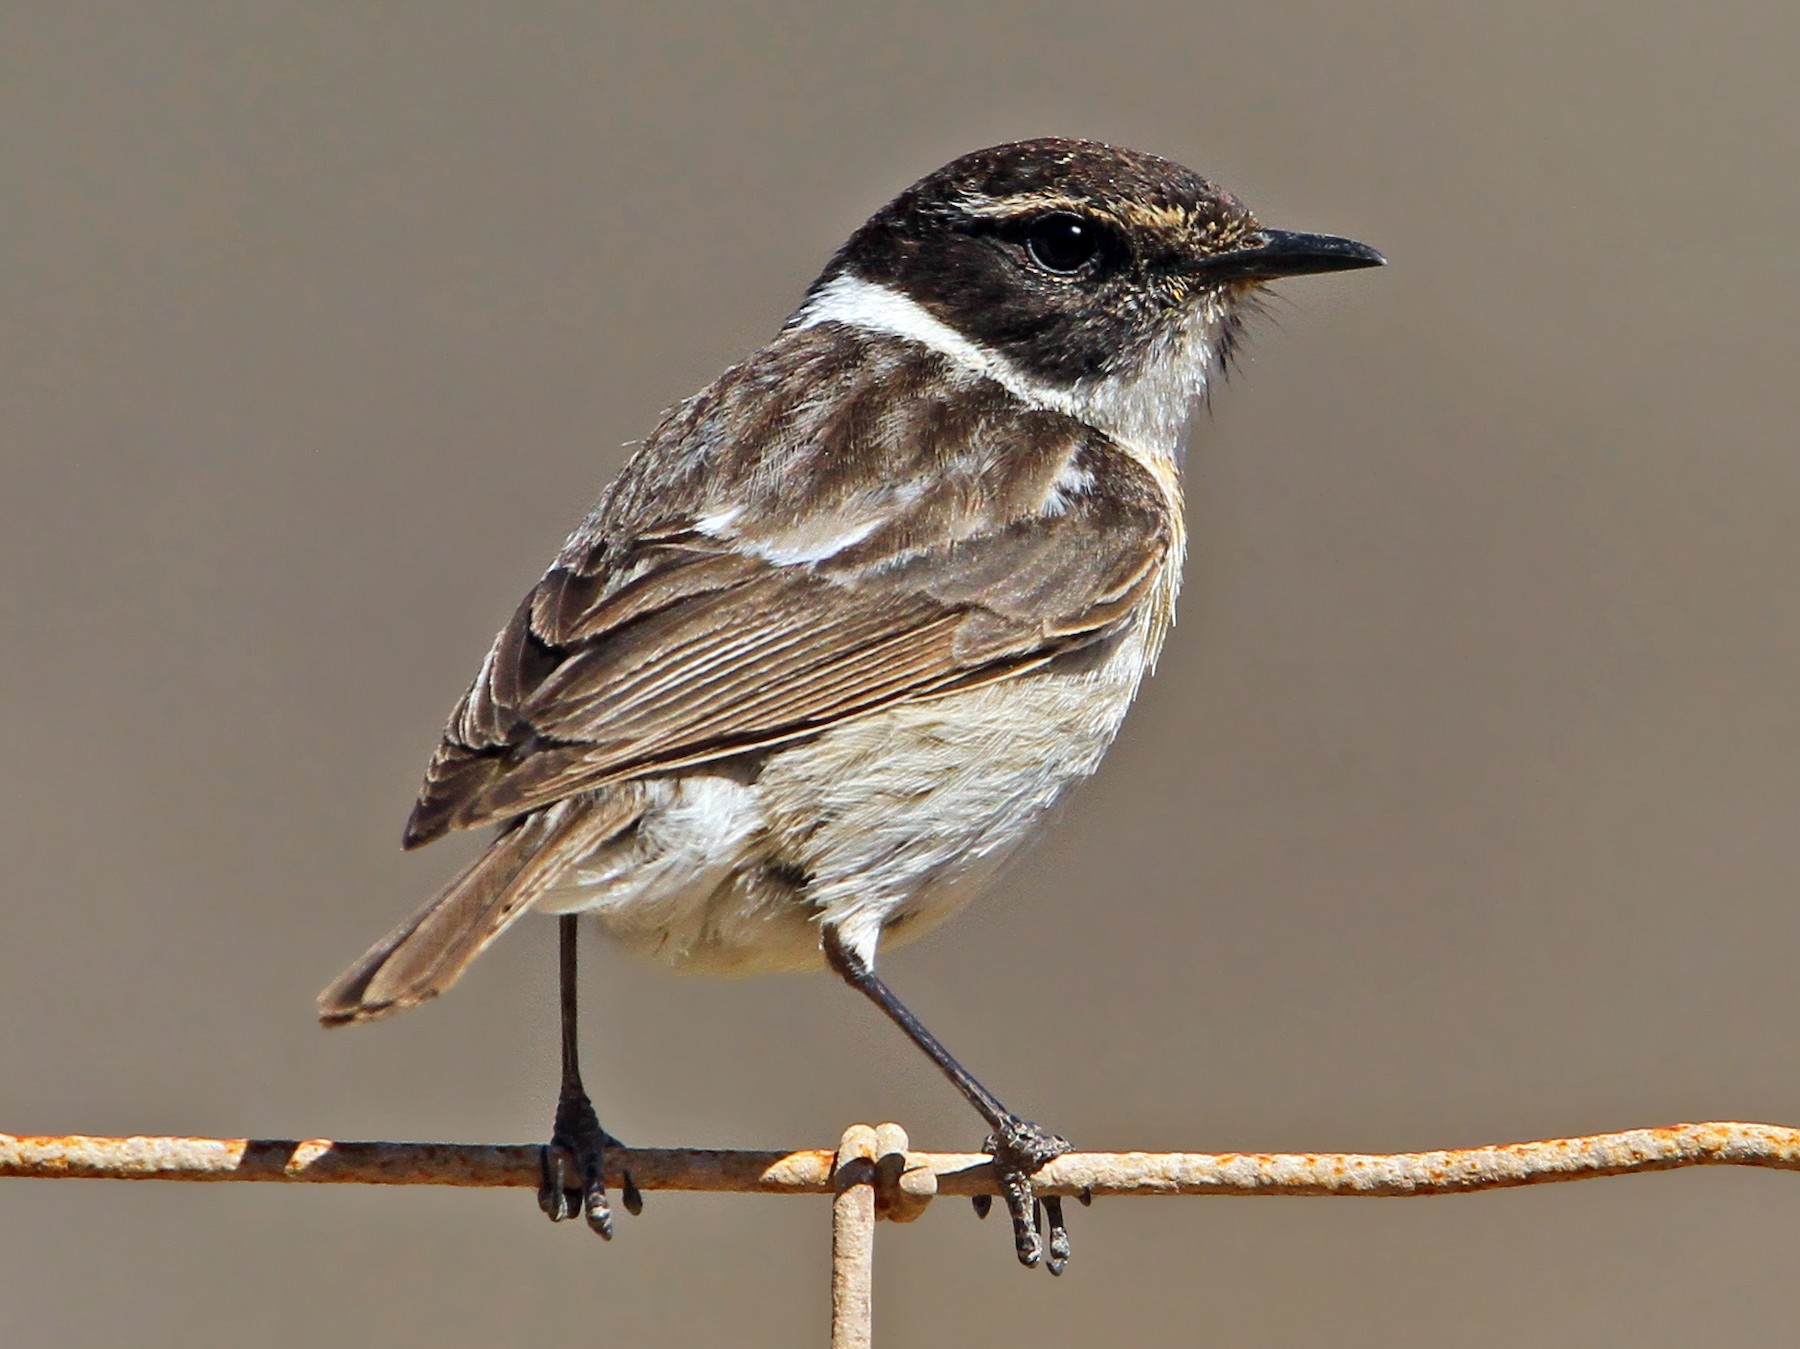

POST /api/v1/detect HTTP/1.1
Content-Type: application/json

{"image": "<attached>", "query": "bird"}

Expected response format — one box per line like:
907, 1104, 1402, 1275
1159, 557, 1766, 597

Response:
318, 137, 1384, 1273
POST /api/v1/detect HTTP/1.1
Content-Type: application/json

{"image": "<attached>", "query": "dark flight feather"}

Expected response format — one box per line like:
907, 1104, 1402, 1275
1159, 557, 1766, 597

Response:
318, 795, 643, 1024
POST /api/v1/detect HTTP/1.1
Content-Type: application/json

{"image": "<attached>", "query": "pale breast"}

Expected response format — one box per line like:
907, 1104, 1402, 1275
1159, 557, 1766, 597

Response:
780, 557, 1179, 963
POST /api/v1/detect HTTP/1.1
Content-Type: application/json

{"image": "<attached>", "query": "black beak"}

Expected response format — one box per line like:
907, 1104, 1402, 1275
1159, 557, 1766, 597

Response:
1198, 229, 1386, 280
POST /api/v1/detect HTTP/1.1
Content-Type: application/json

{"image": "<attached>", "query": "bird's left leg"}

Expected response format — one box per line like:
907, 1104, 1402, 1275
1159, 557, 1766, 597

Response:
821, 923, 1074, 1274
538, 915, 642, 1235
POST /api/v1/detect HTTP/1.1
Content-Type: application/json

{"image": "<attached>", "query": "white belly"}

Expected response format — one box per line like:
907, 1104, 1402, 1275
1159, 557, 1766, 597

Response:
535, 578, 1174, 975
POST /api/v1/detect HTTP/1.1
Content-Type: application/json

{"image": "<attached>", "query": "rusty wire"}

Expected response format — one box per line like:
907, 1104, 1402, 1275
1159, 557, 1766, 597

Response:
8, 1120, 1800, 1346
5, 1119, 1799, 1195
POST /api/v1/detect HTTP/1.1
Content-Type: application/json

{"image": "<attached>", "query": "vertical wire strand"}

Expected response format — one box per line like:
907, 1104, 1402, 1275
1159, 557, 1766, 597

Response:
831, 1126, 879, 1348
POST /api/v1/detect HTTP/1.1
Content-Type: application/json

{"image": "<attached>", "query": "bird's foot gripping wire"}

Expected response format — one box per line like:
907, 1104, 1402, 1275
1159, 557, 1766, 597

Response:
971, 1116, 1077, 1274
538, 1087, 642, 1237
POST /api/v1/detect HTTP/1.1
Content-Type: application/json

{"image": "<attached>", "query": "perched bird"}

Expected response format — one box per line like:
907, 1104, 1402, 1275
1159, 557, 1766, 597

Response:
319, 137, 1383, 1272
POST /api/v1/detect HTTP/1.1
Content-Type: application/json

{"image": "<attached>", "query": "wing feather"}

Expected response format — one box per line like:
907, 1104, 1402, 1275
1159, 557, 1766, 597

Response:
402, 328, 1177, 847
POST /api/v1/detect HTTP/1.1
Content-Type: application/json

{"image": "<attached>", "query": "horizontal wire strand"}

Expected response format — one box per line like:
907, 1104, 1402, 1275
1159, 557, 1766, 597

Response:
5, 1120, 1798, 1197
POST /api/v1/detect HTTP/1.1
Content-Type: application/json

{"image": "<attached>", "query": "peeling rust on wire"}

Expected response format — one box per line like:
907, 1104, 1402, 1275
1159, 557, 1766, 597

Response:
0, 1134, 834, 1191
3, 1122, 1798, 1198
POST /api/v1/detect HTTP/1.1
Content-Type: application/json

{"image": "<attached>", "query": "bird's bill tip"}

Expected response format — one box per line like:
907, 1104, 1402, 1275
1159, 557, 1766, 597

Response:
1202, 229, 1387, 280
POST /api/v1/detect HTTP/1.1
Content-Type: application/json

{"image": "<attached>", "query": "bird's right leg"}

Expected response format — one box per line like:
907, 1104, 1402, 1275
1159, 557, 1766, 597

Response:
822, 923, 1074, 1274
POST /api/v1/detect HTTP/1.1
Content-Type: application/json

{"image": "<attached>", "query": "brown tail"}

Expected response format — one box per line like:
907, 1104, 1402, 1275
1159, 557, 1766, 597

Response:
318, 796, 626, 1026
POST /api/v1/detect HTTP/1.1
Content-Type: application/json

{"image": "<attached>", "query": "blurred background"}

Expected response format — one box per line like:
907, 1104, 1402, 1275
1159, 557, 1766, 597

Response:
4, 2, 1799, 1344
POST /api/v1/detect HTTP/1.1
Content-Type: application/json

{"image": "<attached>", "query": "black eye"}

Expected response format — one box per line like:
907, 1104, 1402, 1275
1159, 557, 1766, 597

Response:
1021, 212, 1102, 274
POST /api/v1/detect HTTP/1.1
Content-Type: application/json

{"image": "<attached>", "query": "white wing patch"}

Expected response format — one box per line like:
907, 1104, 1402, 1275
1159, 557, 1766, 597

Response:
694, 482, 926, 566
750, 517, 884, 566
1042, 459, 1095, 516
694, 505, 746, 536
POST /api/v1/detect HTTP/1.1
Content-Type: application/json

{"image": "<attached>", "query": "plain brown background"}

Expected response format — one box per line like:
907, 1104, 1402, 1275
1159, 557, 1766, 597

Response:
5, 2, 1799, 1345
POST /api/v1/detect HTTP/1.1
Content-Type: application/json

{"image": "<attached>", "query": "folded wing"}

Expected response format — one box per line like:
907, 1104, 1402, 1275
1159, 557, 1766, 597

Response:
403, 333, 1176, 847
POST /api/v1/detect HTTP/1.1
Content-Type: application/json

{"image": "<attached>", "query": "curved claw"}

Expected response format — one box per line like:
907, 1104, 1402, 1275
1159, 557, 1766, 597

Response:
582, 1169, 615, 1239
600, 1129, 646, 1218
1040, 1196, 1071, 1276
620, 1170, 645, 1216
537, 1144, 571, 1220
1000, 1168, 1043, 1267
